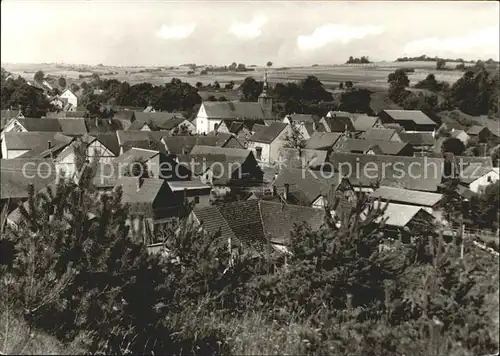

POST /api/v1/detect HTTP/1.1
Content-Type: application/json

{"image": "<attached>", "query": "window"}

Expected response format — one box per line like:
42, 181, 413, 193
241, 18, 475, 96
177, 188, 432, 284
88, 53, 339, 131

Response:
255, 147, 262, 160
194, 196, 200, 204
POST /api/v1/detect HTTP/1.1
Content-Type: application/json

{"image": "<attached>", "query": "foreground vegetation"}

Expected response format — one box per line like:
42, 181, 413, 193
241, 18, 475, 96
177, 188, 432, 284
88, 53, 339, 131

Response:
0, 149, 498, 355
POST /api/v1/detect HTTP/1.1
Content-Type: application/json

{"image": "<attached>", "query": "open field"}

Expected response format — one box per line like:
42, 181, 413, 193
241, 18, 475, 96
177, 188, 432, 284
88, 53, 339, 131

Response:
3, 61, 467, 91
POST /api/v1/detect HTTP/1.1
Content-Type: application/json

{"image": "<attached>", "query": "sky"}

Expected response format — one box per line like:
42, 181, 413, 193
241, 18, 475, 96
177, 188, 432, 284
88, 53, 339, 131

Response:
1, 1, 499, 67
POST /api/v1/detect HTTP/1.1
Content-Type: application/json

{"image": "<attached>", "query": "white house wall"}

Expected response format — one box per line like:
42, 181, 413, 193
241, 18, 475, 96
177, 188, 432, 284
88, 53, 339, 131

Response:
469, 171, 500, 193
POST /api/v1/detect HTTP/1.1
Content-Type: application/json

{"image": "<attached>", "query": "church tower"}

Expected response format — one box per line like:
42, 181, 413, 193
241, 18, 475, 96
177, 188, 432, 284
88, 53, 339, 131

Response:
258, 72, 273, 117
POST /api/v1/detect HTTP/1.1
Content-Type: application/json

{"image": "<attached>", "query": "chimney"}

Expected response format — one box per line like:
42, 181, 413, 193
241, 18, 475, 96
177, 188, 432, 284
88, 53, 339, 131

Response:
283, 183, 289, 201
136, 177, 143, 191
148, 139, 152, 148
48, 141, 52, 150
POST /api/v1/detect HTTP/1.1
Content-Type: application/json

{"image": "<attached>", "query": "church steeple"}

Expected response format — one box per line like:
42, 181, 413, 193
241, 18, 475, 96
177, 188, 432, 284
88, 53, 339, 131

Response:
258, 71, 273, 117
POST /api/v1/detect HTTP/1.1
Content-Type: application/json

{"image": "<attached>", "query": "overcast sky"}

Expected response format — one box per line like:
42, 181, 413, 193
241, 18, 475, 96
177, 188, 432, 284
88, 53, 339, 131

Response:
1, 1, 499, 66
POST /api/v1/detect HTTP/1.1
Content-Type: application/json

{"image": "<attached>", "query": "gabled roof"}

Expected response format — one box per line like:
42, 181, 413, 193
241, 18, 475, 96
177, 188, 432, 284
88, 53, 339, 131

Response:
14, 118, 62, 132
127, 121, 150, 131
57, 118, 88, 135
207, 132, 244, 148
225, 119, 265, 134
398, 132, 435, 146
94, 133, 120, 156
190, 145, 251, 159
460, 164, 498, 184
305, 132, 343, 150
370, 186, 443, 207
1, 158, 57, 199
360, 128, 398, 141
2, 132, 72, 151
134, 112, 187, 129
252, 124, 267, 135
466, 125, 489, 135
202, 101, 273, 120
85, 118, 126, 134
273, 167, 341, 206
351, 116, 378, 132
112, 111, 136, 122
382, 110, 437, 126
1, 109, 22, 120
248, 122, 288, 144
285, 114, 320, 124
120, 139, 166, 154
277, 148, 328, 169
333, 138, 411, 155
118, 177, 168, 208
114, 148, 160, 166
322, 116, 355, 132
163, 136, 218, 155
374, 202, 433, 227
116, 130, 169, 146
329, 152, 444, 191
192, 199, 325, 247
260, 201, 325, 245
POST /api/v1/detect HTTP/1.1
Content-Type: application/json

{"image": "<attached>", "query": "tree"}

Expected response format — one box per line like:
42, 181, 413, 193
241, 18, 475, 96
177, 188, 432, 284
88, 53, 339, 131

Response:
213, 81, 220, 89
58, 77, 67, 88
70, 83, 80, 93
34, 70, 45, 83
388, 69, 411, 103
195, 82, 203, 89
239, 77, 263, 102
224, 81, 235, 90
283, 121, 306, 152
266, 61, 273, 68
345, 81, 354, 89
441, 137, 466, 155
338, 82, 344, 89
339, 88, 374, 115
436, 59, 446, 70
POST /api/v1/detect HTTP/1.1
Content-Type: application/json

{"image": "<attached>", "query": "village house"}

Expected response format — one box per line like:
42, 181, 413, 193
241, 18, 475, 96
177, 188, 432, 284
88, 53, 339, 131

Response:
195, 74, 274, 134
398, 132, 436, 152
178, 145, 263, 186
216, 119, 265, 148
272, 167, 356, 214
467, 125, 493, 143
189, 199, 325, 252
319, 115, 355, 133
360, 127, 402, 142
459, 164, 499, 194
277, 148, 328, 170
113, 147, 191, 181
332, 137, 414, 156
1, 132, 73, 159
55, 133, 119, 180
328, 152, 445, 192
371, 202, 436, 242
247, 122, 290, 163
378, 110, 437, 132
305, 132, 343, 151
1, 118, 88, 138
1, 158, 58, 226
117, 177, 211, 243
59, 88, 79, 108
370, 186, 444, 221
207, 132, 245, 149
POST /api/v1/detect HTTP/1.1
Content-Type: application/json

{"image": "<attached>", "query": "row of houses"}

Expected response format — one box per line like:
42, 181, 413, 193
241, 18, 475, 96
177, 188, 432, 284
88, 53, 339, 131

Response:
1, 77, 499, 252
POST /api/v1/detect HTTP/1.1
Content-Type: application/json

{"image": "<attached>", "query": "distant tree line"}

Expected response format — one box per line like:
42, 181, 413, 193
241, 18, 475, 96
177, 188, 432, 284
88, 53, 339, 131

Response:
346, 56, 371, 64
395, 54, 477, 63
239, 75, 374, 116
387, 67, 499, 118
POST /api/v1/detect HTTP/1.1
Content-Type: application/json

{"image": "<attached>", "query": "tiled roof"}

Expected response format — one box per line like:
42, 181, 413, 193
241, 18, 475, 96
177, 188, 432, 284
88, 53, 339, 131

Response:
260, 201, 325, 245
248, 122, 288, 144
163, 136, 218, 155
85, 118, 126, 134
190, 145, 250, 158
328, 152, 444, 191
285, 114, 320, 124
3, 132, 72, 151
273, 167, 341, 206
218, 200, 266, 246
94, 133, 120, 156
1, 158, 57, 199
333, 138, 411, 155
118, 177, 169, 216
116, 130, 169, 146
134, 112, 187, 130
121, 139, 166, 154
192, 206, 237, 242
14, 118, 61, 132
207, 132, 244, 148
127, 121, 150, 131
277, 148, 328, 169
360, 128, 398, 141
322, 116, 355, 132
305, 132, 343, 150
115, 148, 160, 166
382, 110, 437, 126
112, 111, 136, 122
1, 110, 22, 120
252, 124, 267, 135
202, 101, 273, 120
57, 118, 88, 135
398, 132, 435, 146
370, 186, 443, 207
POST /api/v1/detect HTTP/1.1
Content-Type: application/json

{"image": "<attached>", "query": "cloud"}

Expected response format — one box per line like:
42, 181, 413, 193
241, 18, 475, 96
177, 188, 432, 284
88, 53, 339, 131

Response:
156, 23, 196, 40
229, 15, 268, 39
297, 24, 385, 51
403, 27, 500, 58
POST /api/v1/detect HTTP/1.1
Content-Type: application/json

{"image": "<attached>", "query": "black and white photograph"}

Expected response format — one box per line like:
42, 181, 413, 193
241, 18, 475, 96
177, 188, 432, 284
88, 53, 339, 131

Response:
0, 0, 499, 354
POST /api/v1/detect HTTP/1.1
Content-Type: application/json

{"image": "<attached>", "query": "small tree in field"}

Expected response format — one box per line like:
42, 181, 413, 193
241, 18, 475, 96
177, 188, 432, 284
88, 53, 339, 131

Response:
436, 59, 446, 70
